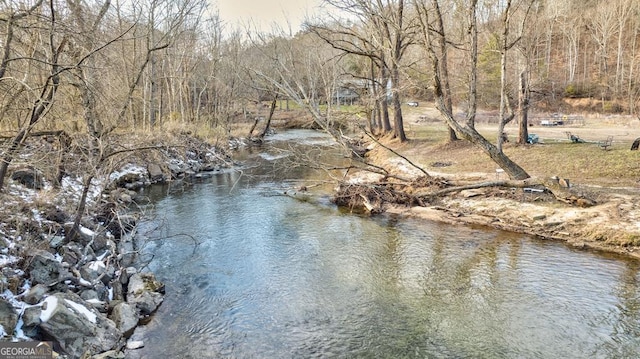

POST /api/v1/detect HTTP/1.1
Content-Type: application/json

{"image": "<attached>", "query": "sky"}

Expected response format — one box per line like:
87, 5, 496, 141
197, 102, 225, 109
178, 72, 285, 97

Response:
214, 0, 325, 33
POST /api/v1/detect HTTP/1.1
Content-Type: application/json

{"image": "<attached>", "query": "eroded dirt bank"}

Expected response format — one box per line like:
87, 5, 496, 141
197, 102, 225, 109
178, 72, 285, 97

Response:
340, 146, 640, 260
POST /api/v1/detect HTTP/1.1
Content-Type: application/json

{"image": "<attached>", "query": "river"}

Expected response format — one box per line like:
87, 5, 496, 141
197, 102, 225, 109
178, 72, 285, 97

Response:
129, 130, 640, 358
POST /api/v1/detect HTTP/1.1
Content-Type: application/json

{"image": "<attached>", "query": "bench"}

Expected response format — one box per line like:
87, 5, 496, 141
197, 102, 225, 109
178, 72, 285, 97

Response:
598, 136, 613, 150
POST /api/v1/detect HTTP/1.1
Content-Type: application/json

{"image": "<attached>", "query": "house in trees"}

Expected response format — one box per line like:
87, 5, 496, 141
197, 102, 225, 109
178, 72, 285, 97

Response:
332, 79, 369, 106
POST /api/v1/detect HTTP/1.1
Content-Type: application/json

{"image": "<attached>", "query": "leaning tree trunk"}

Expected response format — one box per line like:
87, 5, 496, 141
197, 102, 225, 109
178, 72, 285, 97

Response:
259, 95, 278, 139
459, 126, 530, 180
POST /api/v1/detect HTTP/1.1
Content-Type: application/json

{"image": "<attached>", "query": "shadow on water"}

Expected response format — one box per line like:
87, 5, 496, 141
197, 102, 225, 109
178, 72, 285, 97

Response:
129, 130, 640, 358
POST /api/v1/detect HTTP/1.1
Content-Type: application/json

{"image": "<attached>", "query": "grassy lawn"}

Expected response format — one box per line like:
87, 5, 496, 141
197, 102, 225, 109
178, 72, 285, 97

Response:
385, 121, 639, 189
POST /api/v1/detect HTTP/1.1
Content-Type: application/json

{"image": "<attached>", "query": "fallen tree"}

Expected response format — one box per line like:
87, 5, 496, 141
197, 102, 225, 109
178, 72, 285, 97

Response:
333, 173, 597, 215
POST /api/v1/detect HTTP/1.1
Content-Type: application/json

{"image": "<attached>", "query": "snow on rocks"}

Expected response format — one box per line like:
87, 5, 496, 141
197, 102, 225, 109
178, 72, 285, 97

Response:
0, 133, 233, 357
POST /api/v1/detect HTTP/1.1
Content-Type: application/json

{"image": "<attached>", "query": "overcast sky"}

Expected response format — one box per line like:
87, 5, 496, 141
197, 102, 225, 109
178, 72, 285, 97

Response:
214, 0, 325, 32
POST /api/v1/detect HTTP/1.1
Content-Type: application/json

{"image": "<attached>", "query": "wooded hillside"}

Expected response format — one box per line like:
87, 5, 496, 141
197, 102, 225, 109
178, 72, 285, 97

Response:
0, 1, 638, 171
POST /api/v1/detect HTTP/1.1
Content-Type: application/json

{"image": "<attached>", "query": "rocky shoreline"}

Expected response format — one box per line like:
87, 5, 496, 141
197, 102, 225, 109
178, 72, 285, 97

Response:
0, 133, 236, 358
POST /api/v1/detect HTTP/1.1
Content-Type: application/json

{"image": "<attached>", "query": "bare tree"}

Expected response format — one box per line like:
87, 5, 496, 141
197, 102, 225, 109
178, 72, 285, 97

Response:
0, 0, 67, 191
415, 0, 530, 180
309, 0, 412, 141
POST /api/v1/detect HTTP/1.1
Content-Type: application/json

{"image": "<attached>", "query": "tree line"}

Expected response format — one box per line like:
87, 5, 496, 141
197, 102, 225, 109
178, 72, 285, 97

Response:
1, 0, 639, 189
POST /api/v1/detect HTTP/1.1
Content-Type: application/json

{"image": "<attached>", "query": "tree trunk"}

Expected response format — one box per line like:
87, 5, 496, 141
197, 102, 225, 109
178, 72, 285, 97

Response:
517, 71, 530, 145
430, 0, 458, 142
67, 175, 94, 242
392, 87, 407, 141
380, 64, 392, 133
259, 95, 278, 139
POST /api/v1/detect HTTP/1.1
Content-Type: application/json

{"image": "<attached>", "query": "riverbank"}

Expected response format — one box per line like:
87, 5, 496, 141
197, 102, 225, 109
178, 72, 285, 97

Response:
0, 131, 235, 357
346, 127, 640, 260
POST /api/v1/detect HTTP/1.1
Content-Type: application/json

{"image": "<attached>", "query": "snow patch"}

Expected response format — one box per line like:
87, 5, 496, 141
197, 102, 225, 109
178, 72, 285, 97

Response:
39, 296, 58, 323
0, 254, 19, 267
80, 226, 95, 238
60, 176, 104, 207
31, 209, 43, 222
89, 260, 105, 271
109, 164, 146, 182
64, 299, 96, 324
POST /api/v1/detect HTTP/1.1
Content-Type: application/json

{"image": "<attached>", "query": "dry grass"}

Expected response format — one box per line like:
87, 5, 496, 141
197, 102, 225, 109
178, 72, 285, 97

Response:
385, 118, 640, 190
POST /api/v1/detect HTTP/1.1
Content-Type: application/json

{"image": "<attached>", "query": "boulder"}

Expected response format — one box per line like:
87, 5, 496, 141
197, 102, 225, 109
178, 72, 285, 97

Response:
38, 292, 121, 358
110, 279, 125, 302
20, 306, 42, 338
27, 250, 70, 286
48, 235, 66, 249
0, 298, 17, 338
127, 273, 164, 316
110, 302, 138, 338
80, 260, 108, 283
23, 284, 49, 305
91, 234, 111, 253
11, 167, 44, 189
60, 242, 83, 266
147, 163, 165, 183
118, 237, 136, 268
43, 206, 69, 224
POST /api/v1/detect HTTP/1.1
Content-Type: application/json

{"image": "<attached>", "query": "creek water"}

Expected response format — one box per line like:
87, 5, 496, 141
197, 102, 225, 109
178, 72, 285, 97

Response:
130, 130, 640, 358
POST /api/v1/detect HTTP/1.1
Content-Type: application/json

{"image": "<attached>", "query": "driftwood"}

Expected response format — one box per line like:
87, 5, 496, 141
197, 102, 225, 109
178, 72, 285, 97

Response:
334, 174, 597, 214
414, 177, 595, 208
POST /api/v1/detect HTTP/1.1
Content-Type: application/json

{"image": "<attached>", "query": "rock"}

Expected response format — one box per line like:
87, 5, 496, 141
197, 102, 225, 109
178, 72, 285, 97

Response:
23, 284, 49, 305
1, 268, 22, 294
81, 289, 99, 301
49, 235, 66, 249
531, 214, 547, 221
127, 273, 164, 316
43, 206, 69, 224
92, 235, 110, 252
110, 302, 138, 338
80, 261, 107, 282
0, 298, 17, 338
121, 267, 137, 286
11, 167, 44, 190
110, 279, 125, 302
92, 350, 125, 359
126, 340, 144, 350
38, 292, 121, 358
22, 306, 42, 328
118, 238, 136, 268
147, 163, 165, 183
28, 250, 70, 286
60, 242, 83, 266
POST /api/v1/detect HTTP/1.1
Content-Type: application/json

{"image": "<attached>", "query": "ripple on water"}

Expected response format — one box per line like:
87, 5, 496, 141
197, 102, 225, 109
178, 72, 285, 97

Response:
134, 144, 640, 358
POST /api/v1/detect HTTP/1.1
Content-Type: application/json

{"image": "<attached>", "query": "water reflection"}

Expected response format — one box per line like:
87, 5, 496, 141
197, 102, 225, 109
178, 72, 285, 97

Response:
131, 130, 640, 358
